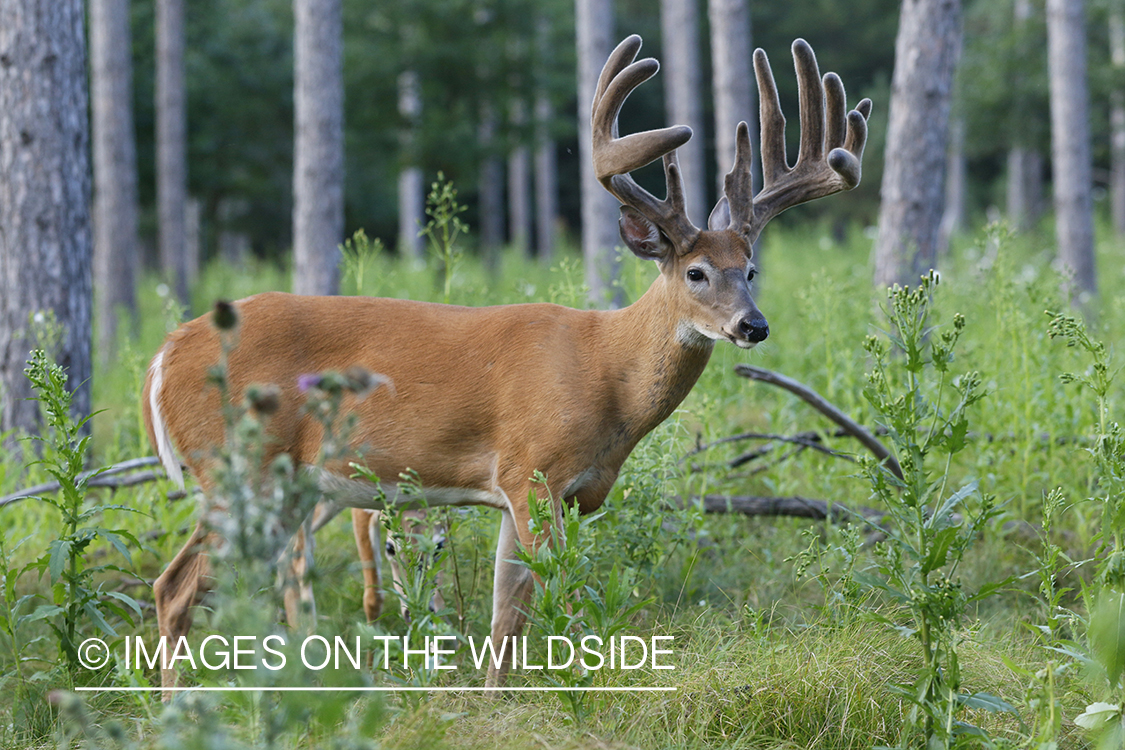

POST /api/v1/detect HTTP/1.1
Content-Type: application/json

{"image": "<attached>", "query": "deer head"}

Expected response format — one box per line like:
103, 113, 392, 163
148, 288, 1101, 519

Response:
592, 35, 871, 349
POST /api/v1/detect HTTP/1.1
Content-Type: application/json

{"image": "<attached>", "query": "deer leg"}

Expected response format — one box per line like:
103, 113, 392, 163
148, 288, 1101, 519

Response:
153, 521, 215, 701
352, 508, 384, 623
281, 515, 317, 632
485, 504, 543, 688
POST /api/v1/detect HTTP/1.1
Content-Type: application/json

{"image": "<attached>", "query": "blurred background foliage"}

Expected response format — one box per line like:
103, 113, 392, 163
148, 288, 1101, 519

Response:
120, 0, 1119, 266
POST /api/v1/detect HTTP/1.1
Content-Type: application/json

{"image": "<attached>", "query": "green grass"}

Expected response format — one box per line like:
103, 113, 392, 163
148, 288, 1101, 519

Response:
1, 217, 1122, 748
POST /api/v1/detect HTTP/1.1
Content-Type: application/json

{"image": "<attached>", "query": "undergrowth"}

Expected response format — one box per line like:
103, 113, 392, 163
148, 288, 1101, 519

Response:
0, 217, 1120, 748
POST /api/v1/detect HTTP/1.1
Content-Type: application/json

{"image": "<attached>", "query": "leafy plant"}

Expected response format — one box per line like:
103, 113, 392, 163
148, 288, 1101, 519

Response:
23, 349, 142, 676
420, 173, 468, 305
856, 272, 1013, 748
516, 471, 652, 723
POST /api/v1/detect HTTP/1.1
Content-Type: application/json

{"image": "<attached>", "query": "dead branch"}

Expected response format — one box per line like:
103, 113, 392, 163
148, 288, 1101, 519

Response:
735, 364, 904, 481
0, 456, 182, 508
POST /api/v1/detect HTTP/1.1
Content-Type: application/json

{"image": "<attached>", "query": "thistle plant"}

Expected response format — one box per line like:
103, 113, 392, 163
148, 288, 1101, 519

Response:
858, 272, 1013, 749
23, 349, 142, 677
420, 173, 468, 304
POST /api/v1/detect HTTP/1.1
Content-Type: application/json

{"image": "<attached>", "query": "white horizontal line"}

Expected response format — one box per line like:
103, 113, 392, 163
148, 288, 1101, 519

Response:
75, 686, 676, 693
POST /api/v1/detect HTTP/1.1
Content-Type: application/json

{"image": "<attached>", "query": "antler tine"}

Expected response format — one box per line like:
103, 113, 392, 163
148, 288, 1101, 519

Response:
592, 35, 699, 249
721, 121, 755, 233
729, 39, 873, 244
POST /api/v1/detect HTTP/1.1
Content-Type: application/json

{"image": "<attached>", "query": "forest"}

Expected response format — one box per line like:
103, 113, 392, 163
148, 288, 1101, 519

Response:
1, 0, 1125, 748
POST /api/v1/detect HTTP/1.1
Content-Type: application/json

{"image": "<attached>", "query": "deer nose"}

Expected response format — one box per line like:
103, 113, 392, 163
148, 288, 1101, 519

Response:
739, 315, 769, 343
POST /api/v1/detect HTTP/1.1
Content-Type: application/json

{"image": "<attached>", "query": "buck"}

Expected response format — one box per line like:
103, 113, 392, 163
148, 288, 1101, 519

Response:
143, 34, 870, 693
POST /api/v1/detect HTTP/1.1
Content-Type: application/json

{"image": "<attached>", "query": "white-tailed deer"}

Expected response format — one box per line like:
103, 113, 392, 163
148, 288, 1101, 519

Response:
143, 34, 870, 693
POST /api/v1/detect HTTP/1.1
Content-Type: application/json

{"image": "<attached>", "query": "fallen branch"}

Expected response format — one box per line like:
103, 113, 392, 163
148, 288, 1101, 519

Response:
685, 493, 885, 523
0, 456, 181, 508
735, 364, 904, 481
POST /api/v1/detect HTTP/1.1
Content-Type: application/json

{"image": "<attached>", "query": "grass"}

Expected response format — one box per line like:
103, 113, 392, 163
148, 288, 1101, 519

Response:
0, 215, 1122, 748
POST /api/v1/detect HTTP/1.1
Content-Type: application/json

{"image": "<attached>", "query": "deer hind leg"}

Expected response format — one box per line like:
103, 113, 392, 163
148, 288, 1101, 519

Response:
281, 514, 318, 633
352, 508, 384, 623
153, 520, 215, 701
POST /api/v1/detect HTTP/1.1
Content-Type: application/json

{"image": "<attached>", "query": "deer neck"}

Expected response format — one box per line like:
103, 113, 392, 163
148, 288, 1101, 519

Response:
603, 276, 715, 440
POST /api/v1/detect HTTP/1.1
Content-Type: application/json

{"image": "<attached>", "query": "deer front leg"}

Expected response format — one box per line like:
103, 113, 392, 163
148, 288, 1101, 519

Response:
486, 494, 564, 687
153, 521, 215, 701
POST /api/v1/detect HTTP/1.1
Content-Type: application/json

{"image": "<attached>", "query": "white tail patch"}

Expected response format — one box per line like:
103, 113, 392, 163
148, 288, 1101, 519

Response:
149, 348, 184, 489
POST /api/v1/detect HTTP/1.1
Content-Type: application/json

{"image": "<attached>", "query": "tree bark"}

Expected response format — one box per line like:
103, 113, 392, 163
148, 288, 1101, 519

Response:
708, 0, 757, 196
508, 102, 532, 258
477, 105, 505, 270
873, 0, 962, 288
534, 14, 558, 264
1047, 0, 1096, 298
156, 0, 189, 307
293, 0, 344, 296
1006, 0, 1045, 231
397, 70, 424, 261
0, 0, 93, 436
576, 0, 621, 307
1111, 0, 1125, 236
661, 0, 707, 226
535, 90, 558, 264
90, 0, 139, 366
939, 115, 966, 254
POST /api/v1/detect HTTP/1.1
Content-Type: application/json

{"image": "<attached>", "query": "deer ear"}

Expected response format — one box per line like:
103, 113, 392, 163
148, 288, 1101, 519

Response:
619, 206, 671, 261
707, 196, 731, 230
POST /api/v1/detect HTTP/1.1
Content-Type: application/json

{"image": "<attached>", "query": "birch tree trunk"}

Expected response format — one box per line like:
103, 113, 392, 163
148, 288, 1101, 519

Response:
90, 0, 139, 365
1111, 0, 1125, 236
293, 0, 344, 296
708, 0, 756, 195
0, 0, 93, 435
576, 0, 621, 306
661, 0, 707, 226
1047, 0, 1096, 298
397, 70, 424, 261
873, 0, 962, 288
156, 0, 189, 306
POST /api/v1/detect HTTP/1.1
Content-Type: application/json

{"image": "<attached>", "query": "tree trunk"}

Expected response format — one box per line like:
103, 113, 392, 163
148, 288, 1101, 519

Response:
708, 0, 757, 195
90, 0, 139, 366
293, 0, 344, 296
939, 115, 966, 254
534, 14, 558, 264
477, 106, 505, 270
508, 102, 532, 258
1007, 148, 1044, 231
1047, 0, 1096, 298
0, 0, 93, 436
1111, 0, 1125, 236
397, 70, 424, 261
535, 90, 558, 264
873, 0, 962, 288
576, 0, 621, 307
156, 0, 190, 308
1007, 0, 1044, 231
660, 0, 707, 226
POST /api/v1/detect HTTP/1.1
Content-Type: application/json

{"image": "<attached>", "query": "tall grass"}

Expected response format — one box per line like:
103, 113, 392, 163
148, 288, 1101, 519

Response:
0, 217, 1121, 748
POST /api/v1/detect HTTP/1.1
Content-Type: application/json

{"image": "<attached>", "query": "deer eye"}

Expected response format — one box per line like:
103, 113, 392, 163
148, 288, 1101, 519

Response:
686, 268, 706, 282
747, 267, 757, 282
